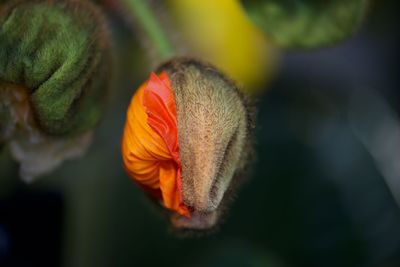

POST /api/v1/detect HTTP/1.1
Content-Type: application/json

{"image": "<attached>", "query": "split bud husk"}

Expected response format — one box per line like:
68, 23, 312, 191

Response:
122, 58, 254, 231
0, 0, 111, 181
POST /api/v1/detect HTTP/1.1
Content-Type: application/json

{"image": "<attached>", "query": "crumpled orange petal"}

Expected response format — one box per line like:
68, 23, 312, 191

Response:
121, 72, 190, 217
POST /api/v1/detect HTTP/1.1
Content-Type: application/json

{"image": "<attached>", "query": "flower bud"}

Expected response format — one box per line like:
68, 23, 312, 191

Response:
0, 0, 111, 180
0, 0, 111, 135
122, 58, 254, 231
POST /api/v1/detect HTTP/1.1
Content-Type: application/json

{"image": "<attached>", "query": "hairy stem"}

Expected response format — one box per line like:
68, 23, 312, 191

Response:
123, 0, 174, 60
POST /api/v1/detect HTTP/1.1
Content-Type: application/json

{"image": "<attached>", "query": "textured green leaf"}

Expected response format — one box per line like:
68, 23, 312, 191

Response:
0, 0, 111, 136
241, 0, 368, 49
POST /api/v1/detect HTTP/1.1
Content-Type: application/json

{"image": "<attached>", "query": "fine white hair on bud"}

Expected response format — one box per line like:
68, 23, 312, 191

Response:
158, 58, 254, 231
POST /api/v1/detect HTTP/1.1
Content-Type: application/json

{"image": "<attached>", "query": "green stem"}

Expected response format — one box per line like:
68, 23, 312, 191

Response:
124, 0, 174, 60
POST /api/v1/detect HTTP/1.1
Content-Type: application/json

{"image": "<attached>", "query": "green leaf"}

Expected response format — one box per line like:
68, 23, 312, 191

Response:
241, 0, 369, 49
0, 0, 111, 136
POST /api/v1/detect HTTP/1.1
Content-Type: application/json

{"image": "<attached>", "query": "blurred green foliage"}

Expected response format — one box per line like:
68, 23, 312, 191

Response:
242, 0, 368, 49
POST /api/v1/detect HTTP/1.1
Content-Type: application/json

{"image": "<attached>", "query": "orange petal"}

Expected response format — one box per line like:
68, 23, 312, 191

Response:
121, 72, 190, 217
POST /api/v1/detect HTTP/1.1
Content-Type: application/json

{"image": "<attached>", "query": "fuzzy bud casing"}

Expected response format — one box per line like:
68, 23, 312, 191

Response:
0, 0, 111, 180
0, 0, 111, 136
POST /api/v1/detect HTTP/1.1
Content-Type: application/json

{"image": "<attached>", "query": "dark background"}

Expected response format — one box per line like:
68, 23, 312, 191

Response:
1, 1, 400, 266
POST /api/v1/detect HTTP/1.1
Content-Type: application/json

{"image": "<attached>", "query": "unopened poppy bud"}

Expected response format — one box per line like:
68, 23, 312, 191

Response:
0, 0, 111, 135
122, 58, 253, 231
0, 0, 111, 180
